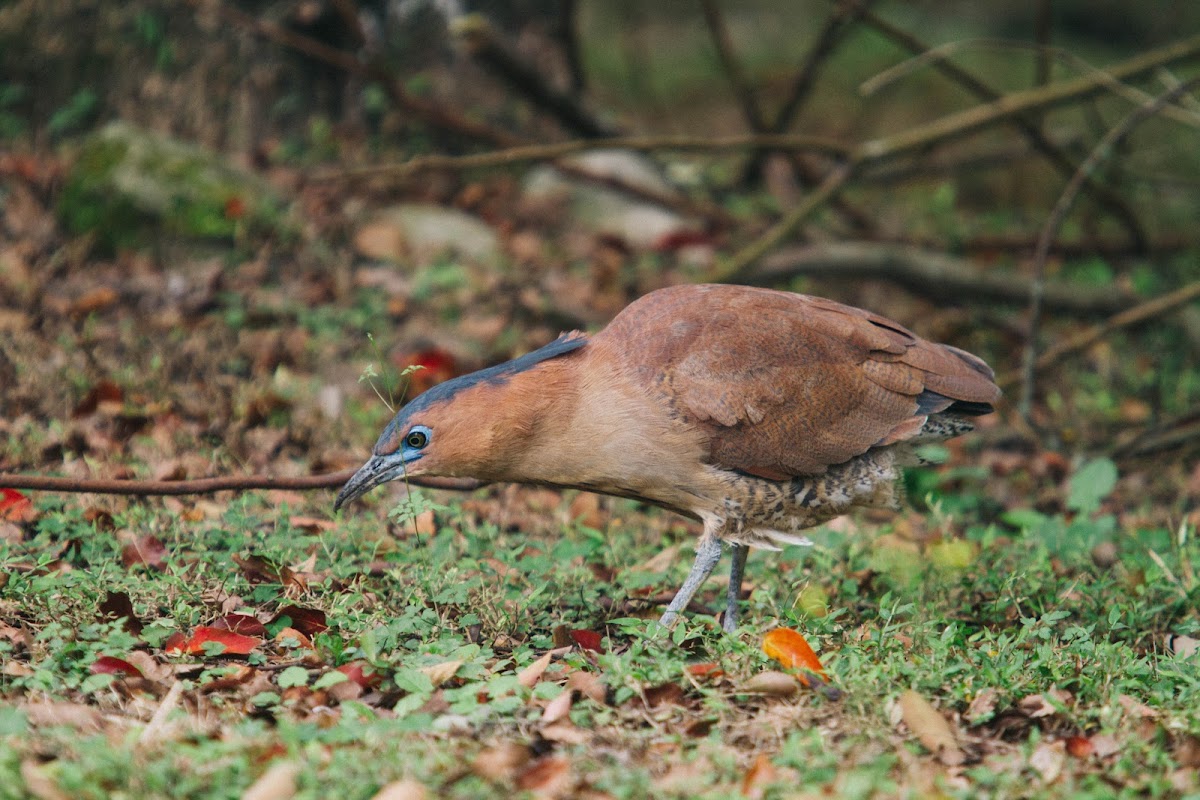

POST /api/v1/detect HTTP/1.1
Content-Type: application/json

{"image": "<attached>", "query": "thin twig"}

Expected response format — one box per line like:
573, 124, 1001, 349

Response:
858, 33, 1200, 164
1019, 78, 1200, 417
452, 15, 617, 139
312, 133, 851, 181
0, 471, 486, 496
699, 0, 768, 132
201, 0, 521, 147
716, 162, 856, 282
999, 280, 1200, 390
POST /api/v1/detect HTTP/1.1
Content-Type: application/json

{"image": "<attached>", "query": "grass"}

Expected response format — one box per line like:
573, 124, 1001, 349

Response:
2, 461, 1198, 798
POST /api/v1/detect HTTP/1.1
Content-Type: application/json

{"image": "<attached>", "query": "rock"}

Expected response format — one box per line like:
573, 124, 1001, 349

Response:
353, 204, 500, 265
59, 122, 288, 251
522, 149, 701, 250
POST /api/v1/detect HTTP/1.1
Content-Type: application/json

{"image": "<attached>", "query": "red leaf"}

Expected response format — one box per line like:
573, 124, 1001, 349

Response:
270, 605, 328, 636
1066, 736, 1095, 758
569, 629, 604, 653
224, 196, 246, 220
336, 661, 382, 689
0, 488, 36, 522
233, 554, 301, 589
165, 626, 261, 656
90, 656, 143, 678
211, 613, 266, 636
686, 662, 724, 680
72, 379, 123, 417
121, 535, 167, 571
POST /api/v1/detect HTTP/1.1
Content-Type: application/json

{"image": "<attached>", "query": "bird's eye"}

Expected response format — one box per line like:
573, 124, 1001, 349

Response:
405, 429, 429, 449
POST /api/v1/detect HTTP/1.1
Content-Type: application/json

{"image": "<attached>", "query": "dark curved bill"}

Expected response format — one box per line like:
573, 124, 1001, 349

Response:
334, 455, 400, 511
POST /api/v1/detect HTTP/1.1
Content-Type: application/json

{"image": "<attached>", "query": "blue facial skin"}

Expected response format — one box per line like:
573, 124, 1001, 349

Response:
399, 425, 432, 465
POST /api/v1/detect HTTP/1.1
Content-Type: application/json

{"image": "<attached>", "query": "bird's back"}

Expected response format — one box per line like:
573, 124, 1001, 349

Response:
594, 283, 999, 481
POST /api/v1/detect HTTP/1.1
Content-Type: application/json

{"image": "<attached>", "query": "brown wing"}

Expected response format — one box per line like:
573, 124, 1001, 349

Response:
601, 284, 1000, 479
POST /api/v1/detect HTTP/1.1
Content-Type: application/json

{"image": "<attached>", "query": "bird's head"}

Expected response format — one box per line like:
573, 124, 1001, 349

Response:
334, 333, 587, 511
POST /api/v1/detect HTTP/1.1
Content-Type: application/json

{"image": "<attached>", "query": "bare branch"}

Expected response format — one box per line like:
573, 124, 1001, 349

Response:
0, 471, 487, 497
452, 15, 617, 139
699, 0, 769, 132
740, 241, 1139, 314
1019, 77, 1200, 417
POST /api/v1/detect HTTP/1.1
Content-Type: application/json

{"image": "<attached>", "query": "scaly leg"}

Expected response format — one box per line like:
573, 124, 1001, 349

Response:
659, 533, 723, 628
722, 543, 748, 633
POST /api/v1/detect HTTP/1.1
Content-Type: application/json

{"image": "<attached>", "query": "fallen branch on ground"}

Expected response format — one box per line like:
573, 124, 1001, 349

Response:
0, 472, 486, 496
742, 241, 1138, 314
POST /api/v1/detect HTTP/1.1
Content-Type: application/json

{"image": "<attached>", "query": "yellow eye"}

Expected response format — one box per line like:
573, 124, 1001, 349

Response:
405, 430, 428, 449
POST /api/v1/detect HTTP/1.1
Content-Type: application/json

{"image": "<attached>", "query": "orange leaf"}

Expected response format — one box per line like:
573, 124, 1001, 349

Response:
337, 661, 383, 689
0, 488, 36, 522
762, 627, 825, 676
165, 626, 261, 656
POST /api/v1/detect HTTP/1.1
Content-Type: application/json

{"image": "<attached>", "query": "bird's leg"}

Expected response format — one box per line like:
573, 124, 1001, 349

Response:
659, 532, 723, 628
722, 543, 748, 633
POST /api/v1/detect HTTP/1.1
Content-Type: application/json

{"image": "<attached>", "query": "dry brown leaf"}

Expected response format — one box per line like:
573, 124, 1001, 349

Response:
540, 720, 588, 744
518, 651, 553, 689
516, 755, 571, 798
740, 753, 777, 799
740, 671, 799, 697
1017, 688, 1072, 719
22, 701, 103, 732
353, 221, 405, 262
566, 670, 606, 704
1170, 634, 1200, 659
897, 690, 964, 766
1089, 734, 1120, 759
1118, 694, 1158, 719
472, 742, 532, 782
20, 760, 70, 800
368, 779, 427, 800
541, 689, 573, 724
1029, 741, 1066, 783
633, 544, 680, 574
420, 660, 462, 688
240, 760, 300, 800
964, 688, 999, 724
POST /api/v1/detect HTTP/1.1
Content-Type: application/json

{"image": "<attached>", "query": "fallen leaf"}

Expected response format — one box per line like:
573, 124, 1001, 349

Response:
98, 590, 144, 635
1018, 688, 1072, 718
1029, 741, 1066, 782
241, 760, 300, 800
762, 628, 825, 676
740, 753, 777, 799
472, 742, 532, 782
270, 606, 327, 636
740, 671, 799, 697
368, 779, 427, 800
964, 688, 999, 724
565, 670, 605, 704
337, 661, 383, 689
0, 488, 36, 522
420, 660, 462, 688
568, 629, 604, 653
69, 287, 119, 318
273, 627, 312, 650
685, 662, 724, 680
289, 516, 335, 533
897, 690, 965, 766
21, 701, 103, 732
541, 689, 573, 724
211, 613, 267, 636
516, 755, 571, 797
90, 656, 143, 678
72, 379, 123, 417
1170, 634, 1200, 659
20, 760, 70, 800
121, 534, 167, 571
165, 626, 261, 657
518, 651, 553, 689
1118, 694, 1158, 720
1065, 736, 1094, 758
1090, 734, 1120, 758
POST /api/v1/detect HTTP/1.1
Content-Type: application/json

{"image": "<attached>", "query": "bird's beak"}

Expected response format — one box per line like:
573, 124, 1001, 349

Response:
334, 455, 403, 512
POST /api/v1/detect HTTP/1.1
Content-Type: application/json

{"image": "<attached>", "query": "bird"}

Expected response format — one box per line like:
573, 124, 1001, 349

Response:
335, 283, 1000, 632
